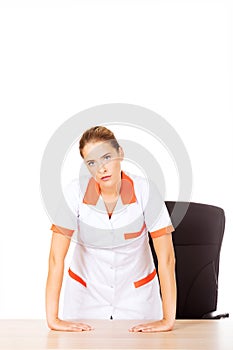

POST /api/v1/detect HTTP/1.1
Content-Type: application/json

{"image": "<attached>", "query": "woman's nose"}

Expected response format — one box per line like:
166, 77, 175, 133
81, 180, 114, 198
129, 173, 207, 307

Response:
97, 161, 107, 174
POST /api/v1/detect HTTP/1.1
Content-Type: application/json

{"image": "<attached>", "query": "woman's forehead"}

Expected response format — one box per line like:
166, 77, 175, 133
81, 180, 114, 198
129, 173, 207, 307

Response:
82, 141, 116, 160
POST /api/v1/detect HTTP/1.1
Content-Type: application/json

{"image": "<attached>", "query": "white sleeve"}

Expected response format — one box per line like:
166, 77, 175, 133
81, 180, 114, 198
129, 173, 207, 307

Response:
143, 179, 175, 239
50, 179, 79, 238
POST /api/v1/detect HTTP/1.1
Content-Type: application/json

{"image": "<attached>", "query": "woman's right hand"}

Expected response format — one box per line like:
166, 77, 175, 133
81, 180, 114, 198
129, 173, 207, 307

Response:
48, 318, 94, 332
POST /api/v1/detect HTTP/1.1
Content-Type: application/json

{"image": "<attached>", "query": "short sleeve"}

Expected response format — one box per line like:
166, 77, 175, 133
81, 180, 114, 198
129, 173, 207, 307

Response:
143, 180, 175, 239
50, 179, 80, 238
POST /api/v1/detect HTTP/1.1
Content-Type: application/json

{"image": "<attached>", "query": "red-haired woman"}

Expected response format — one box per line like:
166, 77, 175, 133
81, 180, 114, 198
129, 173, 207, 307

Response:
46, 126, 176, 333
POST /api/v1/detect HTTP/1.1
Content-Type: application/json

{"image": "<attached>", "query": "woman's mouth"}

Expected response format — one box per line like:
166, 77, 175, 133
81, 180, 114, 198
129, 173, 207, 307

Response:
101, 175, 111, 181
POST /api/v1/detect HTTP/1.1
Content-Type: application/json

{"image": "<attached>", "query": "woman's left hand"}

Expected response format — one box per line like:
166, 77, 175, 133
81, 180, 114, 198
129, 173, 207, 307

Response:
128, 319, 174, 333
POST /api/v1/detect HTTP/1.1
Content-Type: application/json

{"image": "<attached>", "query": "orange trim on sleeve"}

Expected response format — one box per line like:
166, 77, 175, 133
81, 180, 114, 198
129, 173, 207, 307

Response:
134, 269, 157, 288
50, 224, 74, 237
124, 222, 146, 240
68, 268, 87, 288
150, 225, 175, 239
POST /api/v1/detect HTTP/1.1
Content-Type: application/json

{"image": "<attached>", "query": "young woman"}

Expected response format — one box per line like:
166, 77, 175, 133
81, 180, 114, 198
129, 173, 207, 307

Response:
46, 126, 176, 332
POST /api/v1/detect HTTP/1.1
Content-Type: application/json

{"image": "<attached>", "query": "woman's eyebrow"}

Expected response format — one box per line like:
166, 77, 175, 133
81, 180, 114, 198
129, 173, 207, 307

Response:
100, 152, 111, 159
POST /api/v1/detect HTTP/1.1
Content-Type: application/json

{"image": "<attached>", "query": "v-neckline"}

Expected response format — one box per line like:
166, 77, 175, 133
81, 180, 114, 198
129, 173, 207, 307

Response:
102, 195, 119, 218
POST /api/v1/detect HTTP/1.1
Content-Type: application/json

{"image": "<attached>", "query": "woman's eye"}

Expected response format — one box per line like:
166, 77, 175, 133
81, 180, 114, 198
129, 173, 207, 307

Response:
104, 155, 111, 160
87, 161, 95, 167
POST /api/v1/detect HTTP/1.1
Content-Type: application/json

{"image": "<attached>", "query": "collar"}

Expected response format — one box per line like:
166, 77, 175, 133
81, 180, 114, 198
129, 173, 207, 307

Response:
83, 171, 137, 205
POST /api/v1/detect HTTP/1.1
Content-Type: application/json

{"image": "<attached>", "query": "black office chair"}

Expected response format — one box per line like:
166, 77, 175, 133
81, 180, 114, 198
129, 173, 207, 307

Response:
149, 201, 229, 319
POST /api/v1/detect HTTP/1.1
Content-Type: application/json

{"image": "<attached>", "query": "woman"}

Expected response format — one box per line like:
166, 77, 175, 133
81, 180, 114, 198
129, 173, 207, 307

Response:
46, 126, 176, 332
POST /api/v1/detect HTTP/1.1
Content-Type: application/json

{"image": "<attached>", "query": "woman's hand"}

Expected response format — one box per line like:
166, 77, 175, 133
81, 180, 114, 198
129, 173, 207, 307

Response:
48, 318, 94, 332
128, 319, 174, 333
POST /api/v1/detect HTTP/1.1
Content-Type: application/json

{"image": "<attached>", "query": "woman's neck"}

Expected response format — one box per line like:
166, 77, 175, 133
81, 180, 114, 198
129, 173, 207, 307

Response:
100, 186, 120, 200
100, 180, 121, 201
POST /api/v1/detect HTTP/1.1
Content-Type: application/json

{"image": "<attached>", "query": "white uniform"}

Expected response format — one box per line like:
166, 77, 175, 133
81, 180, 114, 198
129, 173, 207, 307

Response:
51, 171, 175, 320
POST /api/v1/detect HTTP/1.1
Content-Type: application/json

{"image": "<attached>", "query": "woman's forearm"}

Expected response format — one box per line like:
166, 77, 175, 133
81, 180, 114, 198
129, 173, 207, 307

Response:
158, 259, 177, 327
46, 259, 64, 326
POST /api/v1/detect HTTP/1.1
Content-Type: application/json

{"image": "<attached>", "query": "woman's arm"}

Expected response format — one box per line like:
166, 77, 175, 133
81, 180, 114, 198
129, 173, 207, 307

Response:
129, 233, 176, 332
46, 232, 93, 332
153, 233, 177, 328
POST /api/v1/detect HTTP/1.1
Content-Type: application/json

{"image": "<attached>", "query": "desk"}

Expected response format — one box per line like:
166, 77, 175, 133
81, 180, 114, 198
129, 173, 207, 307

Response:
0, 319, 232, 350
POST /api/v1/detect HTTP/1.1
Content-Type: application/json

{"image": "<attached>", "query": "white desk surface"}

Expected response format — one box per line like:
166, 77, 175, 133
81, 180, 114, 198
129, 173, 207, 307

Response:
0, 319, 232, 350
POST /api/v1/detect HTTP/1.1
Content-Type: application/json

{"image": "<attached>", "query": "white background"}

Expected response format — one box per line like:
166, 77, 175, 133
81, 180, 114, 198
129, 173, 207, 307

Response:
0, 0, 232, 319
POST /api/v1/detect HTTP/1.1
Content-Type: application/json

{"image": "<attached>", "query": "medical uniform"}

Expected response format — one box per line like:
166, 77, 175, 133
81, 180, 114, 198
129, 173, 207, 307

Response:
50, 171, 175, 320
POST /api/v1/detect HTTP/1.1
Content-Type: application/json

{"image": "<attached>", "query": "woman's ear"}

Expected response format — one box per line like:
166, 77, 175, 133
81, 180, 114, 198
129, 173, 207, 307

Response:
118, 146, 124, 161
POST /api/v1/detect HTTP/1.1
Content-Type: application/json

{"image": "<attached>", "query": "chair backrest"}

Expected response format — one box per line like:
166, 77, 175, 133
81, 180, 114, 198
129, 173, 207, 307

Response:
149, 201, 225, 319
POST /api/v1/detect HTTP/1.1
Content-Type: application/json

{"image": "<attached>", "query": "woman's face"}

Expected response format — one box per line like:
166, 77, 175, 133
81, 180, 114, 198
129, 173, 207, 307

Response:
82, 141, 124, 189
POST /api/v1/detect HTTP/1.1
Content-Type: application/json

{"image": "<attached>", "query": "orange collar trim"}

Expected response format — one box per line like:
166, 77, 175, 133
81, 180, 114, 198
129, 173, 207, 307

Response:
83, 171, 137, 205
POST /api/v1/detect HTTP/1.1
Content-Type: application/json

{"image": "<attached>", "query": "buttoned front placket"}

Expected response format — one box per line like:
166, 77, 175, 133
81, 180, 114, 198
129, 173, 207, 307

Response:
108, 216, 116, 319
105, 196, 130, 319
94, 196, 118, 318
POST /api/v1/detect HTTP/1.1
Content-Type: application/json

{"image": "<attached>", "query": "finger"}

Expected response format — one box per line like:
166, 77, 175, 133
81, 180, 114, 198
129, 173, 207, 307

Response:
73, 323, 94, 330
75, 323, 91, 329
66, 325, 84, 332
75, 326, 93, 331
141, 328, 155, 333
133, 328, 148, 332
129, 327, 140, 332
68, 324, 90, 332
128, 326, 146, 332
